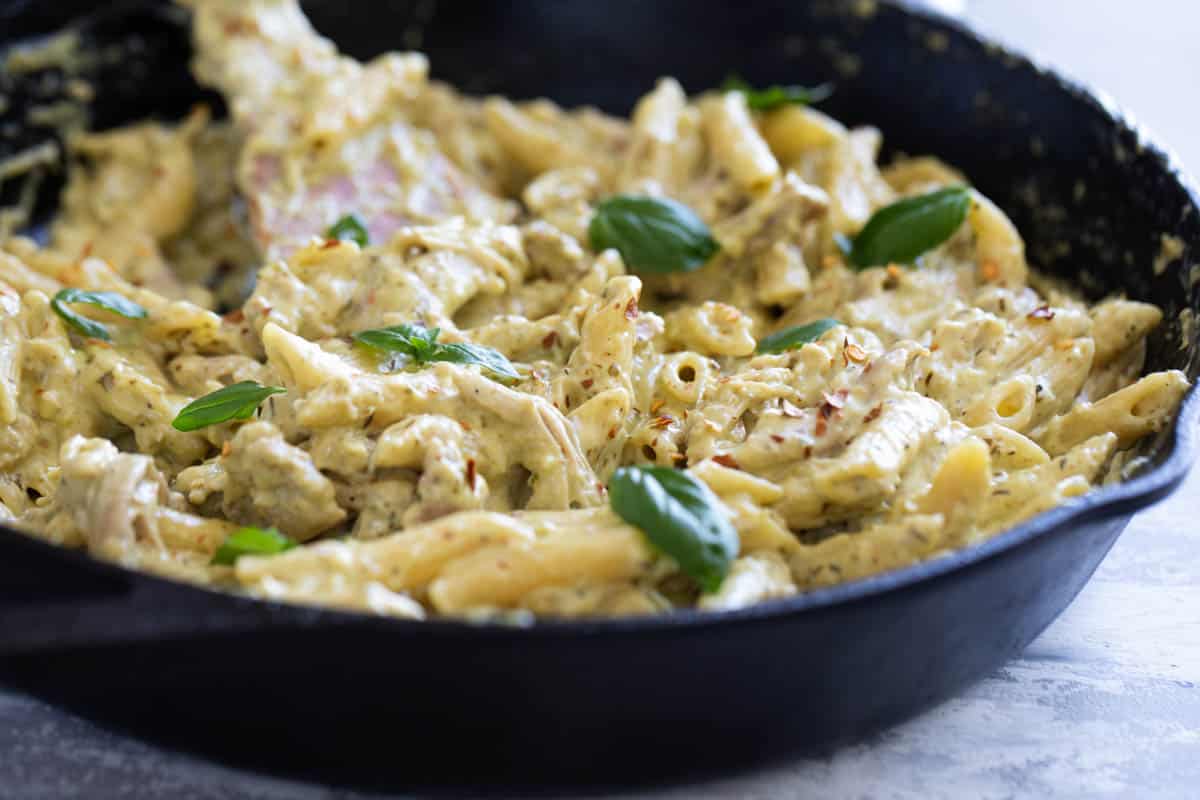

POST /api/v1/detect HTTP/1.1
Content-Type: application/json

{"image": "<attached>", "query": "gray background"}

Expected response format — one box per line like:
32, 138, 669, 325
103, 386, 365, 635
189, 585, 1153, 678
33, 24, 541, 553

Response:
2, 1, 1198, 797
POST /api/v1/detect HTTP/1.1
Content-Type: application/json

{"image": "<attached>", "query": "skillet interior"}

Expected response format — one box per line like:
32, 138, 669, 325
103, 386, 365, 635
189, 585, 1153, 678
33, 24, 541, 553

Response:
0, 0, 1197, 791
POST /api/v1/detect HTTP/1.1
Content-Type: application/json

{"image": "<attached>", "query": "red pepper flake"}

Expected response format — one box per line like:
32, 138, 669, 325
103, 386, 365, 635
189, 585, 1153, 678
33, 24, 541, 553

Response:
844, 342, 867, 364
650, 398, 665, 414
651, 415, 674, 429
712, 454, 740, 470
864, 404, 883, 423
321, 238, 341, 249
815, 414, 827, 436
581, 378, 594, 389
980, 260, 1000, 282
542, 330, 559, 349
221, 441, 233, 458
624, 297, 639, 320
770, 434, 785, 444
884, 264, 903, 288
820, 389, 848, 415
803, 445, 813, 459
1028, 305, 1055, 321
465, 459, 477, 490
459, 420, 471, 431
607, 426, 616, 440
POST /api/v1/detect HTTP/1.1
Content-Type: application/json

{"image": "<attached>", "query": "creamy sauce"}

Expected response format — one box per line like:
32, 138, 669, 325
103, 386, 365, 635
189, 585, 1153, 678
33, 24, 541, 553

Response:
0, 0, 1188, 619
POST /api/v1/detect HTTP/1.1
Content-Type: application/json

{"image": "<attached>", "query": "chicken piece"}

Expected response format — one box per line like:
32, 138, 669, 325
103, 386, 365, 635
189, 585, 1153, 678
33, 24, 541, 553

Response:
42, 436, 173, 563
243, 219, 529, 340
51, 111, 210, 303
185, 0, 515, 259
219, 421, 346, 540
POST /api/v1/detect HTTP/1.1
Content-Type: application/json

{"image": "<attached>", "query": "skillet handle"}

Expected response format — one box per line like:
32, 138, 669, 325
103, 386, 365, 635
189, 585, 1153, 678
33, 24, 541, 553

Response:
0, 526, 264, 656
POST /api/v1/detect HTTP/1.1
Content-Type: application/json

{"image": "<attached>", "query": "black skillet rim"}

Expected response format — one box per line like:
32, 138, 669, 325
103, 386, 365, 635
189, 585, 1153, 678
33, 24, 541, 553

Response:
2, 0, 1198, 641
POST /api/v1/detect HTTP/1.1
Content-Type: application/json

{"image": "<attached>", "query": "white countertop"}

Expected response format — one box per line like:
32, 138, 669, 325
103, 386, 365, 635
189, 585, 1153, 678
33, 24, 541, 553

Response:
2, 1, 1197, 798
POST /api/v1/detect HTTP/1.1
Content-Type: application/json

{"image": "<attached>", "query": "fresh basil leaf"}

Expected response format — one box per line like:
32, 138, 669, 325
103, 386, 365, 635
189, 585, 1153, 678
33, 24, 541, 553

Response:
756, 318, 841, 354
847, 186, 972, 269
432, 342, 523, 383
589, 194, 720, 274
211, 526, 297, 565
722, 74, 834, 110
171, 381, 286, 432
352, 324, 440, 359
51, 289, 147, 342
326, 213, 370, 247
353, 324, 521, 383
609, 465, 738, 593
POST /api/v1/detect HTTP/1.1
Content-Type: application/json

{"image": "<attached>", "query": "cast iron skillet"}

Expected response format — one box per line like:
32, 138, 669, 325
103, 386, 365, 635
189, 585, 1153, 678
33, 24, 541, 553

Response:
0, 0, 1198, 793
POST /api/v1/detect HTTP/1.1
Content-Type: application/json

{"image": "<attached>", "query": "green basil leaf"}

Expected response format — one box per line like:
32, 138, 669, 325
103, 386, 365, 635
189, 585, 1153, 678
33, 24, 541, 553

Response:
756, 318, 841, 354
211, 526, 297, 566
352, 324, 440, 359
431, 342, 523, 383
353, 324, 521, 383
51, 289, 147, 342
171, 381, 286, 432
589, 195, 720, 274
847, 186, 972, 269
609, 465, 738, 593
326, 213, 370, 247
722, 75, 834, 110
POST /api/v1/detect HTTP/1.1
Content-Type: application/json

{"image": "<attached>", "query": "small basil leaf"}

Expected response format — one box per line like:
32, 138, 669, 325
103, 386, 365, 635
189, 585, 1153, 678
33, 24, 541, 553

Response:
756, 318, 841, 354
589, 195, 719, 274
847, 186, 972, 269
432, 342, 523, 384
211, 526, 297, 566
353, 324, 440, 359
722, 74, 834, 110
51, 289, 147, 341
609, 465, 738, 593
171, 381, 286, 432
326, 213, 370, 247
353, 324, 521, 383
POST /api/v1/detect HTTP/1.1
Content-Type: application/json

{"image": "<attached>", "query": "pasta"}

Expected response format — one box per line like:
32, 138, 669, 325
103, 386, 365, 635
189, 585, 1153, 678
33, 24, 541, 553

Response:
0, 0, 1189, 621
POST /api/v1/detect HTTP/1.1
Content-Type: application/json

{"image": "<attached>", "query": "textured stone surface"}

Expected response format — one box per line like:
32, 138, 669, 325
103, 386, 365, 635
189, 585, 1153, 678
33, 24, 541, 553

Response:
1, 1, 1198, 798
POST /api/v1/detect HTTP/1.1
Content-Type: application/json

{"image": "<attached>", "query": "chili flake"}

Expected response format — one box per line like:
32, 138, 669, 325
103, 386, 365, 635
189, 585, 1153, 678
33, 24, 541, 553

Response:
1028, 305, 1055, 321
